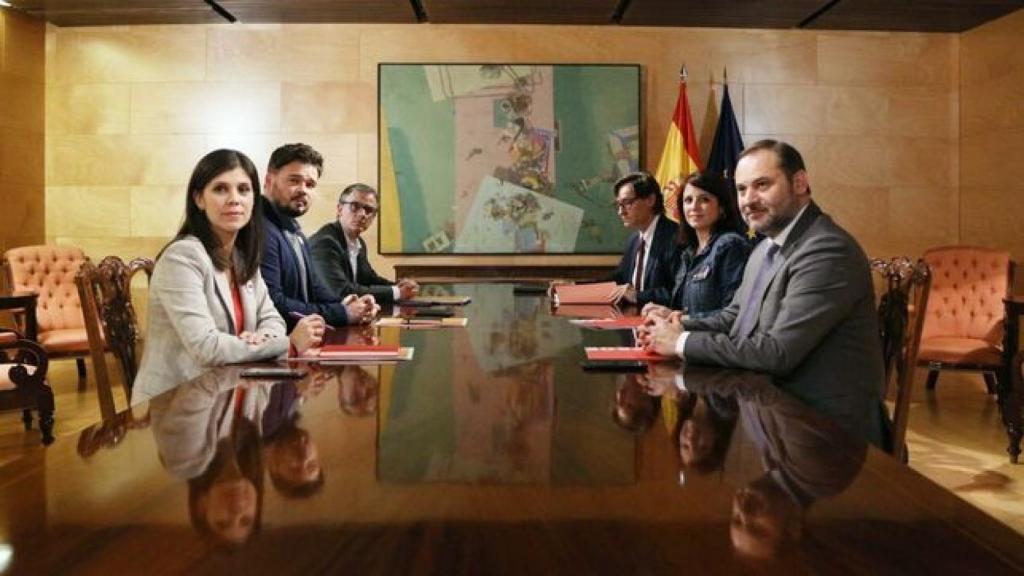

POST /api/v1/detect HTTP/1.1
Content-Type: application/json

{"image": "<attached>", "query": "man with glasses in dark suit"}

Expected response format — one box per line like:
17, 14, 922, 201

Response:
310, 183, 419, 305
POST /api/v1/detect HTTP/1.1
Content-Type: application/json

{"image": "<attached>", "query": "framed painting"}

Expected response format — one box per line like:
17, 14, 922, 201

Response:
378, 63, 642, 255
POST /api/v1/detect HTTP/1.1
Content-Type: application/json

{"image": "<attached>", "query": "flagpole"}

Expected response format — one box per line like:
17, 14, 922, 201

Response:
680, 65, 687, 82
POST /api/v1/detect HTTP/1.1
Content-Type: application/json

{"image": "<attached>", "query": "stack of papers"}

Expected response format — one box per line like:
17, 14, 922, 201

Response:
375, 317, 468, 328
552, 304, 621, 319
296, 344, 415, 363
570, 317, 645, 330
397, 295, 472, 307
554, 282, 619, 305
584, 347, 674, 362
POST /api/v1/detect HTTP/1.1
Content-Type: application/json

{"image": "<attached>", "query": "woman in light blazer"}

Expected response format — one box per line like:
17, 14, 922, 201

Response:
134, 149, 323, 402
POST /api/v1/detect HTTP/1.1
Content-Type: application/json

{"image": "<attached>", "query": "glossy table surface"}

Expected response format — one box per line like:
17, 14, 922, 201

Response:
3, 284, 1024, 574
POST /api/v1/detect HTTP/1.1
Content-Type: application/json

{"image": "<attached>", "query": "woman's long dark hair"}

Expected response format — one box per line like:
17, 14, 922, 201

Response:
162, 149, 264, 283
188, 416, 264, 547
676, 171, 744, 249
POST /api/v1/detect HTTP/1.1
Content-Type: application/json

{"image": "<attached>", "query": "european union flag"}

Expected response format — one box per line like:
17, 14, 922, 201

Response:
707, 82, 744, 183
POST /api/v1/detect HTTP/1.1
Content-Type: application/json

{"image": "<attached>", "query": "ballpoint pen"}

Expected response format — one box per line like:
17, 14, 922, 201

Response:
289, 311, 336, 331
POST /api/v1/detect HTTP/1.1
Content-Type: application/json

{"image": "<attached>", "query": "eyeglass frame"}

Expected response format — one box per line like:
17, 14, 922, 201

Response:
339, 200, 379, 217
613, 196, 642, 212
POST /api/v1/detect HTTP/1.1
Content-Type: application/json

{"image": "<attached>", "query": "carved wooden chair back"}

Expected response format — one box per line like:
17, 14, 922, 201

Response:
873, 257, 932, 463
75, 256, 154, 420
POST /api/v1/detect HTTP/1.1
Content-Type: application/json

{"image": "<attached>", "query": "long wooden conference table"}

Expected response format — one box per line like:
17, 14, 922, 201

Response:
2, 284, 1023, 574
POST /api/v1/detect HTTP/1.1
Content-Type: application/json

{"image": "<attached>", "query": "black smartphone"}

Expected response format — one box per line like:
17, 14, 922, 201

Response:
408, 306, 454, 318
580, 360, 647, 372
513, 283, 548, 295
240, 367, 308, 379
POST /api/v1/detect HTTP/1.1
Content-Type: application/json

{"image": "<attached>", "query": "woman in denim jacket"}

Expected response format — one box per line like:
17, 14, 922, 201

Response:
644, 171, 750, 321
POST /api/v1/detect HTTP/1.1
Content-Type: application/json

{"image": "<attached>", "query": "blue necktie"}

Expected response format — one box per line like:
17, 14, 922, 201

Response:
735, 243, 780, 338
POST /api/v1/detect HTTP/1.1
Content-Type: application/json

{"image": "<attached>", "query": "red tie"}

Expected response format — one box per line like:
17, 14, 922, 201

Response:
633, 238, 646, 291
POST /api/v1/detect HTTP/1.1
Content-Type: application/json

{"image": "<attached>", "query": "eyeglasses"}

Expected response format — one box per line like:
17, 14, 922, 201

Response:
341, 201, 378, 217
613, 197, 640, 212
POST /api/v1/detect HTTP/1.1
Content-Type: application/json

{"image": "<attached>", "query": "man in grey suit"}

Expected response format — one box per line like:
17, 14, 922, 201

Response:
642, 140, 888, 448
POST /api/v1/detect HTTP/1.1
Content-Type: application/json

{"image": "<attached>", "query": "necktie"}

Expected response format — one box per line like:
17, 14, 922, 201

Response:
735, 242, 780, 338
633, 238, 647, 291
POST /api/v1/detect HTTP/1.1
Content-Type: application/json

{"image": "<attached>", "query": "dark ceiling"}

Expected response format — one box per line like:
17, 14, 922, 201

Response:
6, 0, 1023, 33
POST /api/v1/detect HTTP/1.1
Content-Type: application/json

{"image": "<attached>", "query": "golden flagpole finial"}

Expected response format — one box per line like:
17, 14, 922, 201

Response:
680, 65, 688, 83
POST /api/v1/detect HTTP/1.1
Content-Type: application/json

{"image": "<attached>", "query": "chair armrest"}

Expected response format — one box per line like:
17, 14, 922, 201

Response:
0, 293, 38, 341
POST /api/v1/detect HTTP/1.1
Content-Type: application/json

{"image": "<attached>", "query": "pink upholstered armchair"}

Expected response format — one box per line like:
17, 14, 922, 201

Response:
918, 246, 1015, 395
3, 245, 94, 386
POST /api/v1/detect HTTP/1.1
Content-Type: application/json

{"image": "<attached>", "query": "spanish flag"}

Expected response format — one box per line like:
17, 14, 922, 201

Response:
654, 71, 702, 221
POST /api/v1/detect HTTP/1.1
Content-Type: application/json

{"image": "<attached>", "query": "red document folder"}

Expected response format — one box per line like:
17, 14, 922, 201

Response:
584, 347, 674, 362
554, 282, 619, 305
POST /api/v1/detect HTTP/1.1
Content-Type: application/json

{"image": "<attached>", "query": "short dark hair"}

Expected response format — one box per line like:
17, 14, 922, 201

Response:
613, 171, 664, 215
267, 143, 324, 177
676, 170, 746, 247
167, 149, 264, 284
738, 139, 808, 185
338, 183, 379, 205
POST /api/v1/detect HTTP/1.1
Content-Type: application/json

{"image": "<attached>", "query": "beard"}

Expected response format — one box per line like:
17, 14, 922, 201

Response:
276, 202, 307, 219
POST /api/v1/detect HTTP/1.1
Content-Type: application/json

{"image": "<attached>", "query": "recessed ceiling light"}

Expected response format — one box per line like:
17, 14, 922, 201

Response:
0, 1, 12, 7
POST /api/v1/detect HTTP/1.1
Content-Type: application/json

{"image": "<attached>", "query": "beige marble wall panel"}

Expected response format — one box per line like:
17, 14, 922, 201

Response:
887, 186, 959, 256
960, 131, 1024, 189
889, 89, 958, 139
0, 75, 43, 133
1, 11, 44, 252
959, 9, 1024, 262
961, 9, 1024, 86
48, 83, 130, 135
807, 135, 891, 188
702, 30, 818, 86
41, 22, 962, 271
46, 186, 131, 237
52, 235, 170, 261
2, 9, 44, 81
204, 133, 280, 176
825, 87, 889, 136
744, 85, 830, 135
281, 82, 376, 134
960, 71, 1024, 138
357, 133, 378, 187
131, 82, 282, 134
0, 181, 44, 240
960, 186, 1024, 258
0, 133, 43, 184
207, 25, 361, 83
130, 186, 185, 238
49, 135, 208, 186
813, 184, 888, 256
888, 138, 957, 189
817, 33, 958, 89
51, 26, 206, 85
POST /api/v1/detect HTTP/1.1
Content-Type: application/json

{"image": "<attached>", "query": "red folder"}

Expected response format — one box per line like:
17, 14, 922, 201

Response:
554, 282, 619, 305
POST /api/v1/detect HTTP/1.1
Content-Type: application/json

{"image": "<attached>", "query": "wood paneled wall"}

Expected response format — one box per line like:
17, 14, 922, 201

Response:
43, 23, 961, 274
0, 10, 45, 262
961, 10, 1024, 264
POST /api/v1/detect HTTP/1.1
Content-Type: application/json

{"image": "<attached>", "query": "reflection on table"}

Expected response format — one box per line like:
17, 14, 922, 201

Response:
2, 284, 1022, 574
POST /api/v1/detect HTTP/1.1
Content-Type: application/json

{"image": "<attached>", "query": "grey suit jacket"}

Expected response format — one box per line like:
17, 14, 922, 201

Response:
683, 202, 886, 444
133, 236, 288, 403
